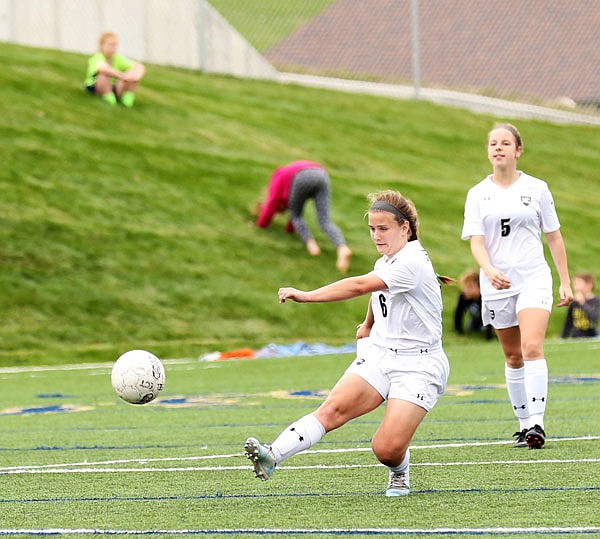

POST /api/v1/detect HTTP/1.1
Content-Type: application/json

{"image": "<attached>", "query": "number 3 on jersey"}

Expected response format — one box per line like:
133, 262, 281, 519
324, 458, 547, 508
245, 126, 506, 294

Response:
500, 218, 511, 237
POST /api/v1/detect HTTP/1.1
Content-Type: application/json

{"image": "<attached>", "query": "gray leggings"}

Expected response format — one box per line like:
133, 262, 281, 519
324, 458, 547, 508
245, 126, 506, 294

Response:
288, 168, 346, 247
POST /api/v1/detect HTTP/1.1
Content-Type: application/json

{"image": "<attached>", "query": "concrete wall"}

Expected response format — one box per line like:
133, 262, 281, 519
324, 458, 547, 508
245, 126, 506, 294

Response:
0, 0, 278, 79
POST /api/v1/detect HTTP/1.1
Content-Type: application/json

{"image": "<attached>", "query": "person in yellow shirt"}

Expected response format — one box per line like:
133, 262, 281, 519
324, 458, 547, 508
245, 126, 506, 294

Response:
85, 32, 145, 107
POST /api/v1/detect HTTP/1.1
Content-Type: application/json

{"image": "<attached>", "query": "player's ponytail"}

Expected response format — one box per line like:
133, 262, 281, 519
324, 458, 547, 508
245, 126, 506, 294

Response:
436, 273, 457, 286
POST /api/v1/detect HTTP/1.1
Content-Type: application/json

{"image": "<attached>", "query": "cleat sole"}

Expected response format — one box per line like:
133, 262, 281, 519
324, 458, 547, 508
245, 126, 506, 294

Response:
244, 437, 275, 481
526, 434, 545, 449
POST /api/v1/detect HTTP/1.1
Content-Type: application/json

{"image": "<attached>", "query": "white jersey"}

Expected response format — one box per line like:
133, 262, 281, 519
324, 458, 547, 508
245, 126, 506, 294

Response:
368, 239, 443, 351
461, 172, 560, 300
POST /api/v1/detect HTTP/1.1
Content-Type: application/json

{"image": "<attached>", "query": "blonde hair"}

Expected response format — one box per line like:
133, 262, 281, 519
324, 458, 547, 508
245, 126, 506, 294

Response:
99, 32, 117, 47
367, 189, 419, 241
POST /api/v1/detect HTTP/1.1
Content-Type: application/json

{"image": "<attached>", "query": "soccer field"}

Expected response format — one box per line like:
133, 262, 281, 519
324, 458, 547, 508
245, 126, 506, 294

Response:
0, 339, 598, 538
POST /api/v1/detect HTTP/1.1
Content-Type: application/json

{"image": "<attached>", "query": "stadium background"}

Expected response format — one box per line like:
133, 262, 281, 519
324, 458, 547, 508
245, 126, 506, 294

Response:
1, 2, 599, 365
2, 0, 599, 117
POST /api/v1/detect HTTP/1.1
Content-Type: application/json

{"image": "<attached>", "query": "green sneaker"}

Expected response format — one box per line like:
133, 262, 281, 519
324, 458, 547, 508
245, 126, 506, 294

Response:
121, 91, 135, 108
386, 469, 410, 497
244, 437, 276, 481
101, 93, 117, 105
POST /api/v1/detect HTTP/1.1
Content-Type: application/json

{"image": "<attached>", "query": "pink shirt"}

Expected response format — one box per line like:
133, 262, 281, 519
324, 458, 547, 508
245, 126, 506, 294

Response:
256, 160, 322, 229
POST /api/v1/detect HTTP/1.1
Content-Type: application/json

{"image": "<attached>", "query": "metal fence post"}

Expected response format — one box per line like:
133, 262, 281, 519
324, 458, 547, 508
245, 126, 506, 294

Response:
411, 0, 421, 100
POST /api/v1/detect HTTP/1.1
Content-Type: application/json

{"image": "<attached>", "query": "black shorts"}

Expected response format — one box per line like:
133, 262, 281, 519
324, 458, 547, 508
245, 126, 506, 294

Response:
85, 83, 117, 95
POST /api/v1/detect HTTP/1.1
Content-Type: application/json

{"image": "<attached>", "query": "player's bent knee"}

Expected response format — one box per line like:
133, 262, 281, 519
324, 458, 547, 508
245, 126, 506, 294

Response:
371, 439, 407, 467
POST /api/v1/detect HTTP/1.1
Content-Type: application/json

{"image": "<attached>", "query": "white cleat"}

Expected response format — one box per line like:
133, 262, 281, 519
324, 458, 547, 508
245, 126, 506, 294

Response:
244, 437, 277, 481
386, 469, 410, 497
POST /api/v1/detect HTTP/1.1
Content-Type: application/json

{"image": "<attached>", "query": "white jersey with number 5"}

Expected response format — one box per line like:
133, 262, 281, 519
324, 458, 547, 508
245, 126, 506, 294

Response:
461, 172, 560, 300
369, 239, 443, 351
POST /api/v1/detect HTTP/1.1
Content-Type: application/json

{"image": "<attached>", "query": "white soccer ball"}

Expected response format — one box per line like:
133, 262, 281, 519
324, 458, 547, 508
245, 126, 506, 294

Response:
111, 349, 165, 405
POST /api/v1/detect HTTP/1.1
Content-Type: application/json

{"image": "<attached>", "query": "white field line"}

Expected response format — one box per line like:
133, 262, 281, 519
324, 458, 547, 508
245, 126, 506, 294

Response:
1, 435, 597, 473
0, 339, 598, 375
2, 458, 599, 476
0, 357, 194, 375
1, 526, 600, 536
306, 435, 600, 452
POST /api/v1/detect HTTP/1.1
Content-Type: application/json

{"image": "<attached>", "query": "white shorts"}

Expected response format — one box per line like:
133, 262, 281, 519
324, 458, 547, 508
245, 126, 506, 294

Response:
344, 339, 449, 411
482, 289, 553, 329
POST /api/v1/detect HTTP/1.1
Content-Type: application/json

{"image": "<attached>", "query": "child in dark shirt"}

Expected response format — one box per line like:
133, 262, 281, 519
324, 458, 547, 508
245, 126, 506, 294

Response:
561, 273, 599, 338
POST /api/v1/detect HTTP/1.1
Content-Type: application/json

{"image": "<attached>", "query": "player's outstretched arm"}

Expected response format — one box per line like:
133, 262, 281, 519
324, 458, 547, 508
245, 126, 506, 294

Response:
279, 274, 386, 304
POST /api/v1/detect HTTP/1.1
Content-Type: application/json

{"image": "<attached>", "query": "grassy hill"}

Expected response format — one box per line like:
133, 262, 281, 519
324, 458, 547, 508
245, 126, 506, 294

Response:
1, 42, 599, 366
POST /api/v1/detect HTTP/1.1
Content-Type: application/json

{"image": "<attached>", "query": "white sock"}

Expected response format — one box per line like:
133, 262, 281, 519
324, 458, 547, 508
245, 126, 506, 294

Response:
388, 447, 410, 474
505, 364, 529, 430
524, 359, 548, 430
270, 413, 326, 463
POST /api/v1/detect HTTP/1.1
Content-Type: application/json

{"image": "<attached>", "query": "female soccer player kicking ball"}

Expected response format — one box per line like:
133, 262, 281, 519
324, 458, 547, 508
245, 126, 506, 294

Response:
244, 190, 451, 496
461, 123, 573, 449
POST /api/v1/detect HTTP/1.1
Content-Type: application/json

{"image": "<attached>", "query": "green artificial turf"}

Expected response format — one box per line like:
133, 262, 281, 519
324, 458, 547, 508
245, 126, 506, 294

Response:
0, 338, 598, 536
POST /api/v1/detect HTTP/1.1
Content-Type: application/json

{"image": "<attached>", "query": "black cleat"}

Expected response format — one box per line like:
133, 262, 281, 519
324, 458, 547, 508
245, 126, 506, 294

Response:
525, 424, 546, 449
513, 428, 528, 448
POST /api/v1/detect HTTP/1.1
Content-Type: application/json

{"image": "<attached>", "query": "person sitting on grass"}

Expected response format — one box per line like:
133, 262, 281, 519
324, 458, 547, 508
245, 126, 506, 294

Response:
85, 32, 145, 107
561, 272, 599, 339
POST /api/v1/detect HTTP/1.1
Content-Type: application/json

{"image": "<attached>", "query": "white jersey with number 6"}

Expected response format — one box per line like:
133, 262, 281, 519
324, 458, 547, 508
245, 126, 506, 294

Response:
369, 239, 443, 351
461, 172, 560, 300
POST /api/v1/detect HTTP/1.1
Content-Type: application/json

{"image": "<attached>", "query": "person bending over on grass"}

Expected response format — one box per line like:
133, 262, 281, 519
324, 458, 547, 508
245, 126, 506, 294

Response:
245, 189, 452, 496
461, 123, 573, 449
85, 32, 145, 107
254, 160, 353, 272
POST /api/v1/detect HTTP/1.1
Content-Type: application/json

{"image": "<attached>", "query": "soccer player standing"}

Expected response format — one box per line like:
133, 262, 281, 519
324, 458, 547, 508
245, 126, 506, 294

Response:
245, 190, 451, 496
461, 123, 573, 449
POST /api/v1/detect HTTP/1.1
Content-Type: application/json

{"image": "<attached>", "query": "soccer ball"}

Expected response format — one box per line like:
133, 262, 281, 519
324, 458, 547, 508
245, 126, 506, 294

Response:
111, 349, 165, 405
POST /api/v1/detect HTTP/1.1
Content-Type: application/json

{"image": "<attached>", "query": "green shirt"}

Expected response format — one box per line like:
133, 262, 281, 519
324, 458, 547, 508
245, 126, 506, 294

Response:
85, 52, 134, 87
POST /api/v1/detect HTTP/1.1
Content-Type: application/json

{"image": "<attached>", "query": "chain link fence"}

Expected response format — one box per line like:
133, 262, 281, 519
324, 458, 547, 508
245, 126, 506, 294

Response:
210, 0, 600, 113
2, 0, 598, 115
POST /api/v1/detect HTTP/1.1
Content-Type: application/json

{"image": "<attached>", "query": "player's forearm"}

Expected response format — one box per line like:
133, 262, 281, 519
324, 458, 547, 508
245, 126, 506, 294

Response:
545, 230, 571, 286
469, 236, 494, 275
305, 277, 375, 302
363, 301, 374, 327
